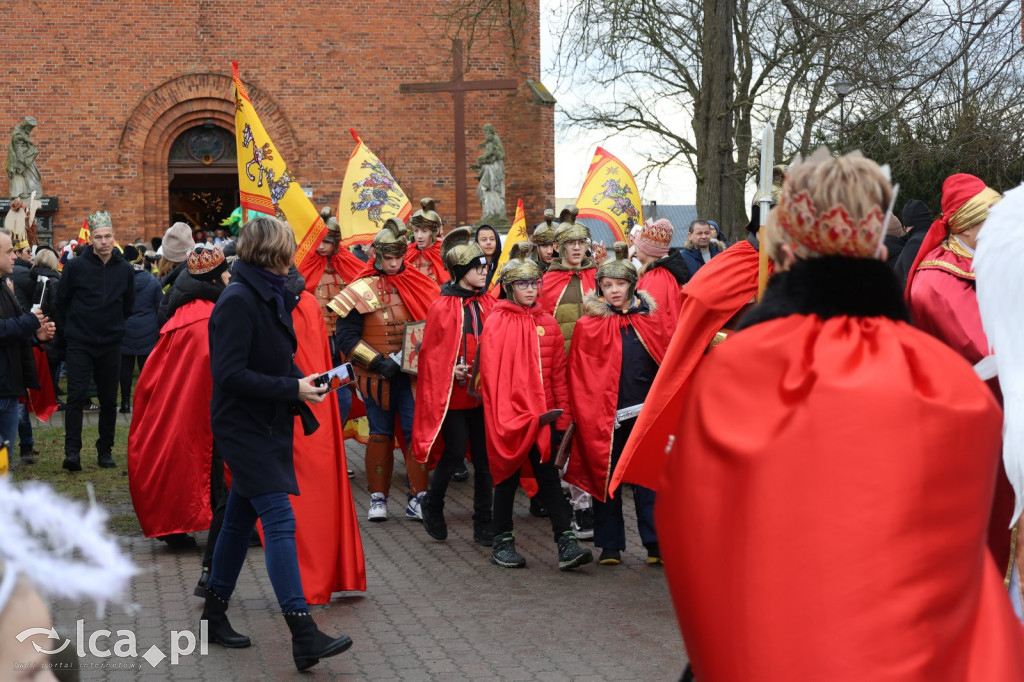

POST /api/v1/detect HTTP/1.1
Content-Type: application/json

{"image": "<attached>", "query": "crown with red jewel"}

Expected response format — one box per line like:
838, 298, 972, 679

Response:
187, 244, 227, 280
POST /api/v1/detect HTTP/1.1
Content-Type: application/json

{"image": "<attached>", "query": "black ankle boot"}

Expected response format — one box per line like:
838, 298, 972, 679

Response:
193, 566, 211, 598
283, 612, 352, 671
421, 492, 447, 541
201, 592, 251, 648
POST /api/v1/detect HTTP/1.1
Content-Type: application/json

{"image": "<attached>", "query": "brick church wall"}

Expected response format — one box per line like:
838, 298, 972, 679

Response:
0, 1, 554, 243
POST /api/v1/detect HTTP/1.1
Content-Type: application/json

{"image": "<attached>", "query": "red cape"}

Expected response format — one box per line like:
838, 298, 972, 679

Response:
27, 346, 57, 421
405, 241, 450, 284
540, 267, 597, 314
299, 248, 365, 294
638, 266, 683, 329
290, 292, 366, 600
412, 291, 495, 466
353, 262, 440, 320
610, 239, 760, 494
128, 300, 215, 537
565, 292, 670, 501
480, 300, 564, 484
659, 313, 1024, 681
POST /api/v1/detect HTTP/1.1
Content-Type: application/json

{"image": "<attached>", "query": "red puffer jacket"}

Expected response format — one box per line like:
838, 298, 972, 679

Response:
537, 309, 572, 430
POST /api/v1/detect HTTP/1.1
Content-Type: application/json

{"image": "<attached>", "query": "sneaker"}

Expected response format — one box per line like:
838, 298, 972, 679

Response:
62, 455, 81, 472
570, 507, 594, 540
368, 493, 388, 522
557, 531, 593, 570
598, 548, 622, 565
405, 491, 425, 520
86, 402, 101, 412
19, 449, 38, 465
97, 452, 116, 468
473, 521, 494, 546
528, 496, 548, 518
452, 461, 469, 482
347, 468, 354, 479
645, 541, 662, 565
421, 493, 447, 541
491, 532, 526, 568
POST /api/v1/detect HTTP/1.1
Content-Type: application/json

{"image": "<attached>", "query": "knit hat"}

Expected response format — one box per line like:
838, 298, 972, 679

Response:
162, 222, 196, 263
900, 199, 932, 232
635, 218, 673, 258
187, 245, 228, 282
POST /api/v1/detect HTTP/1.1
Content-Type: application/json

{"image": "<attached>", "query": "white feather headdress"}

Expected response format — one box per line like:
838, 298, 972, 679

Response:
974, 182, 1024, 526
0, 478, 136, 616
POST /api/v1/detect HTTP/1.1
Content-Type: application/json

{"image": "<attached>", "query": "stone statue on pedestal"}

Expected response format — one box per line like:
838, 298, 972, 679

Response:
7, 117, 42, 200
472, 124, 508, 227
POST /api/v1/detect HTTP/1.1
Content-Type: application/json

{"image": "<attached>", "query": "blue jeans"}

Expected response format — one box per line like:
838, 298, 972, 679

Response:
364, 373, 414, 442
0, 396, 21, 454
592, 419, 658, 551
207, 490, 307, 613
337, 385, 352, 425
17, 400, 33, 450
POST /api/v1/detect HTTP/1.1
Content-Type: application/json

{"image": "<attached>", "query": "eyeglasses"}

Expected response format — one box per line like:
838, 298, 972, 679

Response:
564, 239, 587, 248
513, 280, 541, 290
472, 264, 488, 274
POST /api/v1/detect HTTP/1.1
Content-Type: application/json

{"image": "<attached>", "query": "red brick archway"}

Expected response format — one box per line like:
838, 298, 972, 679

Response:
118, 72, 299, 238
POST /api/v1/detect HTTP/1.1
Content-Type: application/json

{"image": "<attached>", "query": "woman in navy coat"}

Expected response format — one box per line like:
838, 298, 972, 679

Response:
201, 216, 352, 671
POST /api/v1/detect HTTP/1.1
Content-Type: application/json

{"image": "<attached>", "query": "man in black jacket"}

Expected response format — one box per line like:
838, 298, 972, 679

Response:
893, 199, 933, 289
55, 212, 134, 471
0, 230, 54, 463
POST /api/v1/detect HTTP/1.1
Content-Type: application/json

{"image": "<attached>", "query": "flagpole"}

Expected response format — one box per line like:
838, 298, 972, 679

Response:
756, 124, 774, 302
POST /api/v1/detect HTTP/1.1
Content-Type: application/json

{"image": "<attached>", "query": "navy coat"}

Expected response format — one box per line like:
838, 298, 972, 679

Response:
209, 260, 303, 497
121, 269, 163, 356
681, 242, 722, 277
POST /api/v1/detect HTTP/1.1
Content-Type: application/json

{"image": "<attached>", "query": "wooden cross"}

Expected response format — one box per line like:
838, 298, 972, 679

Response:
400, 39, 518, 225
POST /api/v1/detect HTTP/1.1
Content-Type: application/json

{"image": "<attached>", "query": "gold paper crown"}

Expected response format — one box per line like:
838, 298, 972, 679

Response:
441, 226, 486, 271
596, 242, 637, 283
86, 211, 112, 231
187, 245, 226, 276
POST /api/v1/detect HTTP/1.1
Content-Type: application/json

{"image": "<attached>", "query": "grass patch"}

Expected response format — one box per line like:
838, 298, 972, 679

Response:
10, 424, 141, 537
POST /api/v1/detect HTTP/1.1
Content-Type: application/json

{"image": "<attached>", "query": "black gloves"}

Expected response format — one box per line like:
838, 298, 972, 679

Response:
370, 355, 401, 380
552, 429, 566, 449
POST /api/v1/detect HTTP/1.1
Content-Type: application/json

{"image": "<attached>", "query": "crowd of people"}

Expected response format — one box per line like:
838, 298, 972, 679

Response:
4, 146, 1024, 677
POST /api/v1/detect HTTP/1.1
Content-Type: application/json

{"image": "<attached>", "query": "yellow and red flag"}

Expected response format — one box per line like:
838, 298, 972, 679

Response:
489, 198, 528, 291
337, 129, 412, 247
78, 218, 90, 244
232, 62, 325, 268
575, 147, 644, 242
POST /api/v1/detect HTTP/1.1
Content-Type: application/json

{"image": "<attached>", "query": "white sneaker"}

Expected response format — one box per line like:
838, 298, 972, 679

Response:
368, 493, 388, 522
405, 492, 425, 520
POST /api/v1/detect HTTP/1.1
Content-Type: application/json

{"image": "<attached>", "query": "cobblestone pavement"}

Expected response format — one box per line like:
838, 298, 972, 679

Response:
46, 439, 687, 681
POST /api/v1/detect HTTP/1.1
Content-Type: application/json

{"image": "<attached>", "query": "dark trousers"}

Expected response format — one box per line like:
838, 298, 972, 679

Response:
427, 407, 492, 522
203, 442, 230, 568
493, 445, 571, 542
119, 353, 147, 407
207, 489, 306, 613
593, 419, 657, 550
17, 400, 33, 450
64, 341, 120, 457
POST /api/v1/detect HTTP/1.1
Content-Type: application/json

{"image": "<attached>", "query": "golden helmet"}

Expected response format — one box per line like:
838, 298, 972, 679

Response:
559, 205, 579, 224
371, 217, 409, 266
532, 218, 558, 245
441, 226, 487, 274
410, 197, 443, 235
596, 241, 637, 298
500, 241, 543, 299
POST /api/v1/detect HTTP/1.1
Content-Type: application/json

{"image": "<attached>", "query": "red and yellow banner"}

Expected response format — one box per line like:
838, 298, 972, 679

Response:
575, 147, 644, 242
490, 198, 528, 291
232, 62, 324, 268
338, 129, 412, 247
78, 218, 90, 244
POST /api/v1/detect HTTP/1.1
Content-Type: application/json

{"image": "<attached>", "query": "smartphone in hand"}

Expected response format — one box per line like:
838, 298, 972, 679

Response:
312, 362, 355, 392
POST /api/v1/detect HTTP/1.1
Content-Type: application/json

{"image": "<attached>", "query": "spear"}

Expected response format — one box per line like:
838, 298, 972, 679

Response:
756, 124, 774, 301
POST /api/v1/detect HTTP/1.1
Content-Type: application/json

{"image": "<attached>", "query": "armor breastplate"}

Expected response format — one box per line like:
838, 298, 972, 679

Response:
315, 266, 345, 335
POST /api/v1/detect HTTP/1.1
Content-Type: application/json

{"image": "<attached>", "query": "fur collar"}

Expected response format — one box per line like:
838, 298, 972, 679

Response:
737, 256, 909, 330
583, 289, 657, 317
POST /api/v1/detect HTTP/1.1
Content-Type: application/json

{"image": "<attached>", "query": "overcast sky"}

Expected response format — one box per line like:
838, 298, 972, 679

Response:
540, 2, 699, 207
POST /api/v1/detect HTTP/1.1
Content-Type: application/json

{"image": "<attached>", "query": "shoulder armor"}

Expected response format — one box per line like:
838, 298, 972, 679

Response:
328, 276, 383, 316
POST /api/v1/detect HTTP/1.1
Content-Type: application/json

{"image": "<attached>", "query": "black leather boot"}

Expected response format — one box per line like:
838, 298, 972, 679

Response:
283, 612, 352, 671
201, 592, 251, 648
193, 566, 211, 598
421, 492, 447, 541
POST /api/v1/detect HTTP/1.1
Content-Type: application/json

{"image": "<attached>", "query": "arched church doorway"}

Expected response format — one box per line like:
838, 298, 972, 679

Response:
168, 123, 237, 239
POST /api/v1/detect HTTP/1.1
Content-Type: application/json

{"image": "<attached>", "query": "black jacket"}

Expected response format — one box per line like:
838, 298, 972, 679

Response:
29, 265, 60, 321
0, 280, 40, 397
644, 248, 691, 286
209, 260, 304, 498
55, 247, 135, 346
11, 259, 34, 311
122, 269, 164, 356
158, 271, 224, 327
682, 242, 722, 277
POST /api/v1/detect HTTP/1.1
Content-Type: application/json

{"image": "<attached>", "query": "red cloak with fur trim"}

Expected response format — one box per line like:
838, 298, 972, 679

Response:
406, 241, 450, 284
289, 292, 366, 600
298, 248, 365, 294
661, 311, 1024, 681
565, 291, 670, 501
128, 300, 215, 537
412, 290, 495, 466
610, 239, 761, 494
480, 300, 571, 484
